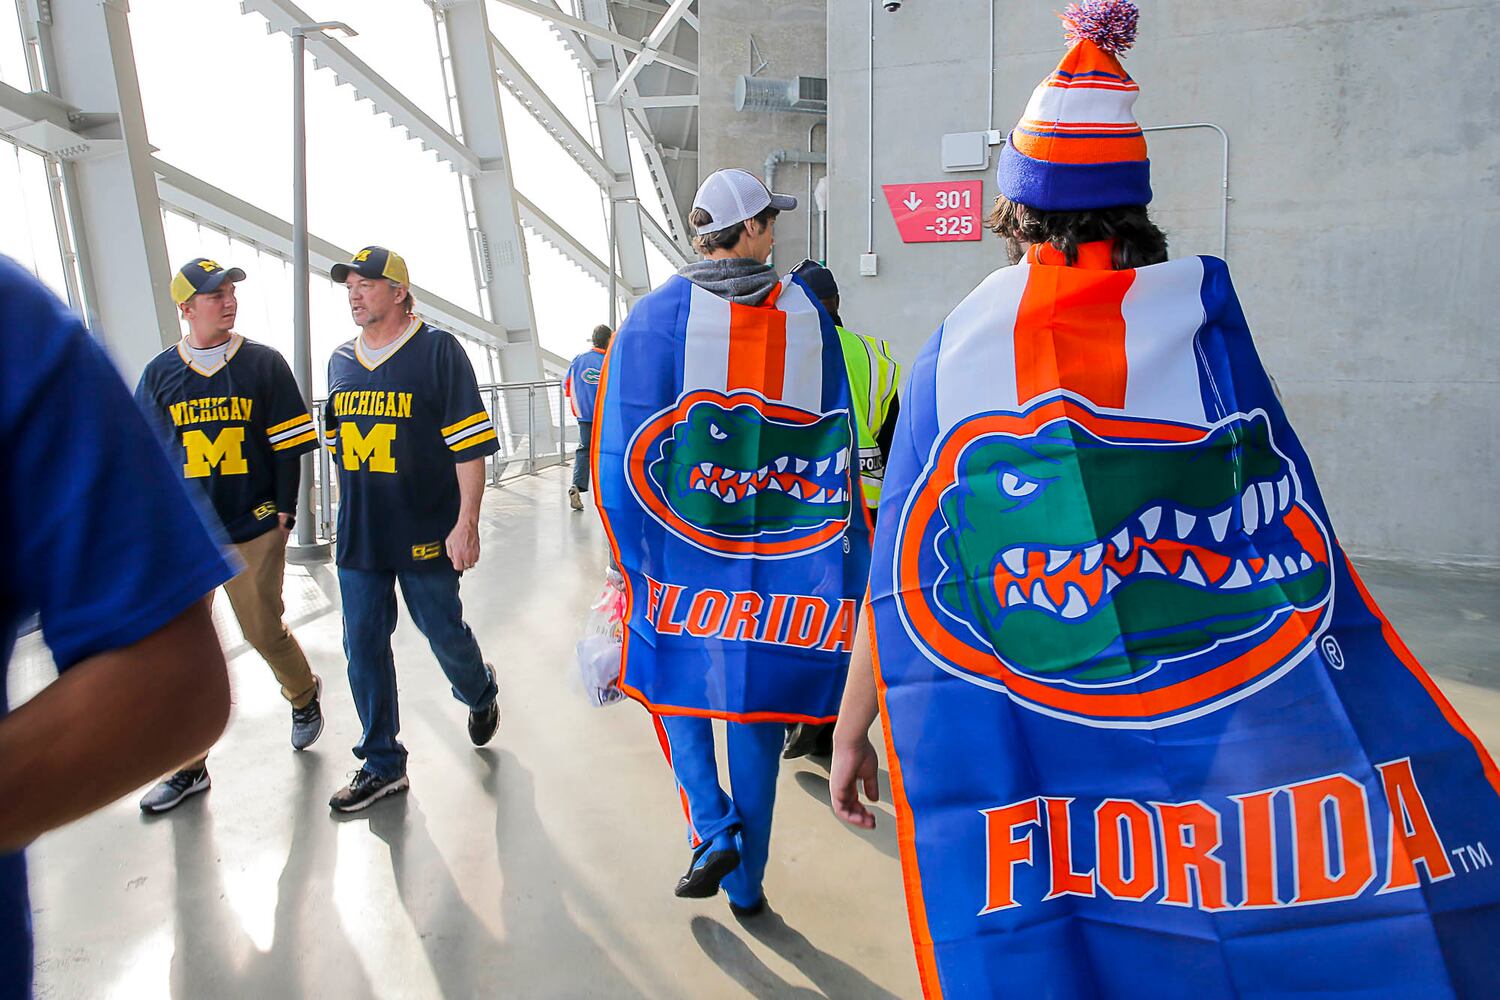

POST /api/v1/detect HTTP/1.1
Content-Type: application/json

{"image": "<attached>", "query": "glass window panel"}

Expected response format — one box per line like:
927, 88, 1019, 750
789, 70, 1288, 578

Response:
502, 90, 607, 256
486, 1, 594, 138
524, 232, 607, 361
0, 3, 30, 90
130, 1, 479, 312
0, 140, 68, 298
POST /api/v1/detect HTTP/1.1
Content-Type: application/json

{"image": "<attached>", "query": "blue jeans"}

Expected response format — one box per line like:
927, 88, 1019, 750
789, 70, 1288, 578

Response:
572, 420, 591, 492
338, 565, 497, 779
656, 715, 783, 907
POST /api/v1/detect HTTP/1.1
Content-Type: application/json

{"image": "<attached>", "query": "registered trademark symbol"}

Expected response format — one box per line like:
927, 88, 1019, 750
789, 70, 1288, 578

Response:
844, 536, 851, 554
1321, 636, 1345, 669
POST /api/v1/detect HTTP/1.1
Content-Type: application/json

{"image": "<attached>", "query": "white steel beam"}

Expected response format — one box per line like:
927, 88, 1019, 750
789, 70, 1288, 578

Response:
43, 0, 179, 382
575, 0, 655, 312
153, 158, 507, 349
629, 94, 699, 109
241, 0, 481, 174
491, 39, 611, 187
513, 192, 644, 298
603, 0, 695, 105
439, 0, 554, 450
639, 207, 690, 269
488, 0, 698, 76
625, 107, 691, 254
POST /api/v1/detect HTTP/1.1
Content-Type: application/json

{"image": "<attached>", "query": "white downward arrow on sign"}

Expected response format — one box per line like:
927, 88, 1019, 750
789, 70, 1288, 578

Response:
903, 191, 922, 211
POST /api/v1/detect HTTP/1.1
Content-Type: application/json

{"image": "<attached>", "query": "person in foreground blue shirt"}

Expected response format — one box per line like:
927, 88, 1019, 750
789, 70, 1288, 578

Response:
0, 256, 235, 997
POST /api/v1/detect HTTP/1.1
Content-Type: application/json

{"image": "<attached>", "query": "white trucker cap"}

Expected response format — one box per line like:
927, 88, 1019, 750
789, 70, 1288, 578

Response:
691, 168, 797, 235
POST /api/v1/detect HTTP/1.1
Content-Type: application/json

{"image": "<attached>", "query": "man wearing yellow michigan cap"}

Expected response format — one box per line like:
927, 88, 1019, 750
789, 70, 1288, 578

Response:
134, 257, 325, 814
322, 246, 502, 812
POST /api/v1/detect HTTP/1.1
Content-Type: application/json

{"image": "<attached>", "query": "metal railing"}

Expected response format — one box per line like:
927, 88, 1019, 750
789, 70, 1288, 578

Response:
311, 378, 576, 543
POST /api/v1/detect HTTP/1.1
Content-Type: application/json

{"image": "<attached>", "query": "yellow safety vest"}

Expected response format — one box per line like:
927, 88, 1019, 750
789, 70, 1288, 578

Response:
836, 326, 900, 508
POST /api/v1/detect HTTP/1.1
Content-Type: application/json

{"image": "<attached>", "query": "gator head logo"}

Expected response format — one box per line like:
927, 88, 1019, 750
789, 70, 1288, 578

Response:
895, 401, 1334, 728
581, 367, 602, 386
627, 390, 853, 559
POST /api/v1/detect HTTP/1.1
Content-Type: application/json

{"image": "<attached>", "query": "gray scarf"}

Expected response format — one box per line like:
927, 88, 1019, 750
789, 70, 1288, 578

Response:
677, 258, 779, 306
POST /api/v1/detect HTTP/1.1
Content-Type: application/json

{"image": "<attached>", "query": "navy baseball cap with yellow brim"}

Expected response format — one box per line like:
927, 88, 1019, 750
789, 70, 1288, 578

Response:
330, 246, 409, 285
170, 257, 246, 305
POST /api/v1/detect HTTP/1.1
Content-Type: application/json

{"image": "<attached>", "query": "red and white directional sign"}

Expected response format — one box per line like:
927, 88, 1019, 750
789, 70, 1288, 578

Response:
882, 180, 984, 243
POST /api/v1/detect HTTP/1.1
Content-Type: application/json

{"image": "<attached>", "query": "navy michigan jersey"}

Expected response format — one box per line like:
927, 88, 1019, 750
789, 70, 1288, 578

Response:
323, 319, 500, 571
135, 335, 317, 543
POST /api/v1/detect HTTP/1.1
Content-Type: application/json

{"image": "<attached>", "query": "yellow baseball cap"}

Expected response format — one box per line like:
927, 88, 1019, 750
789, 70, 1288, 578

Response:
170, 257, 246, 305
330, 245, 409, 285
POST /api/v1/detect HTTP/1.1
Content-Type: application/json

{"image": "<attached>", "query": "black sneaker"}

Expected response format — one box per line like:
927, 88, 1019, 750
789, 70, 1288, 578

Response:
568, 485, 585, 511
291, 675, 325, 751
328, 768, 409, 813
139, 766, 210, 814
468, 699, 499, 746
468, 664, 499, 746
783, 722, 833, 760
729, 895, 767, 919
674, 836, 741, 899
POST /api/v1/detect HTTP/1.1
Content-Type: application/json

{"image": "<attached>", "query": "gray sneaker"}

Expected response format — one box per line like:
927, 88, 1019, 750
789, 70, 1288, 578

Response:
291, 675, 324, 751
140, 766, 210, 814
568, 485, 585, 511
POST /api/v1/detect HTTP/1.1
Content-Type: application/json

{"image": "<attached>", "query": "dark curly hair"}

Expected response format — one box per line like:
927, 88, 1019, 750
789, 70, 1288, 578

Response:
986, 195, 1168, 270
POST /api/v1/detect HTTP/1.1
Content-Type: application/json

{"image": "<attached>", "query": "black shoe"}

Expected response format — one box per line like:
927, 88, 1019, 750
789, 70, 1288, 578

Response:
329, 768, 409, 813
783, 722, 832, 760
674, 836, 741, 899
291, 675, 325, 751
139, 766, 210, 814
468, 699, 499, 746
468, 664, 499, 745
729, 896, 767, 919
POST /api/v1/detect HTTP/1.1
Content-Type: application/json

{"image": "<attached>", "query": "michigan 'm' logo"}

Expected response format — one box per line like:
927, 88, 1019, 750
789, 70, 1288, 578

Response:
183, 428, 248, 478
411, 542, 442, 561
894, 400, 1334, 729
625, 389, 853, 560
340, 423, 397, 473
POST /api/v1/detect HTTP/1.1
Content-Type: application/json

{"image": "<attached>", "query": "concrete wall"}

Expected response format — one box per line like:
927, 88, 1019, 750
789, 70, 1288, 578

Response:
698, 0, 827, 270
826, 0, 1499, 566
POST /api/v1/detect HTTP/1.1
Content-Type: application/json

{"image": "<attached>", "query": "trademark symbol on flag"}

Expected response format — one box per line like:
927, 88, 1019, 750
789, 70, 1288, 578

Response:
1452, 842, 1493, 874
1321, 636, 1345, 669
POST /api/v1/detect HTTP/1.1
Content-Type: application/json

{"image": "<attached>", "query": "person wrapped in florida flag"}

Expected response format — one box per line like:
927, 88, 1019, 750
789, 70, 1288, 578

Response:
596, 166, 871, 914
595, 271, 870, 721
834, 3, 1500, 996
870, 245, 1500, 997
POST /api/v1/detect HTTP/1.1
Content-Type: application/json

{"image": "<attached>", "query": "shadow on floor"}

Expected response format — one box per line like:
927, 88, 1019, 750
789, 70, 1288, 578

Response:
792, 770, 899, 861
693, 904, 905, 1000
169, 753, 371, 999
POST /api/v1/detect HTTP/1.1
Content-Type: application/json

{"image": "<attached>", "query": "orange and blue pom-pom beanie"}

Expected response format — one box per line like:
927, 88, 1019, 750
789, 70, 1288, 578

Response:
997, 0, 1151, 211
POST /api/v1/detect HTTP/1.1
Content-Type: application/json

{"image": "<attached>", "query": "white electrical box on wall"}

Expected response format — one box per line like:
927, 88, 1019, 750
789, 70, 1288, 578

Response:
941, 131, 990, 172
859, 253, 878, 276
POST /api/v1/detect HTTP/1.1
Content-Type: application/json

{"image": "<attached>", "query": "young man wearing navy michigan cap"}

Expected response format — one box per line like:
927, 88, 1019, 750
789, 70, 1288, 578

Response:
323, 246, 501, 812
134, 258, 326, 813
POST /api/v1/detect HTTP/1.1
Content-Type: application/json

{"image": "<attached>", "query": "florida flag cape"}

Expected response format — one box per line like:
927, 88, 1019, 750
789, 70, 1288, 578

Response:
595, 273, 871, 722
871, 243, 1500, 998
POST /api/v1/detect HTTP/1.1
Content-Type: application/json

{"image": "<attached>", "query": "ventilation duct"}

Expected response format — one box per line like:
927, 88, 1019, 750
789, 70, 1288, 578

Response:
734, 76, 828, 116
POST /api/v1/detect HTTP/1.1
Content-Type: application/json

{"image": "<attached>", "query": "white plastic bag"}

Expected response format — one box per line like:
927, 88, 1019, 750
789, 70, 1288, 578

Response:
576, 567, 627, 707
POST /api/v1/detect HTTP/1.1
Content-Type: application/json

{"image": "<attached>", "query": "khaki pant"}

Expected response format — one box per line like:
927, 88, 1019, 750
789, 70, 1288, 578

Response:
185, 527, 317, 769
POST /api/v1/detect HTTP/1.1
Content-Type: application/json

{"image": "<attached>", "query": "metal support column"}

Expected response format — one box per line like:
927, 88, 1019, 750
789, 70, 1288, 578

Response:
43, 0, 178, 382
438, 0, 553, 454
578, 0, 653, 318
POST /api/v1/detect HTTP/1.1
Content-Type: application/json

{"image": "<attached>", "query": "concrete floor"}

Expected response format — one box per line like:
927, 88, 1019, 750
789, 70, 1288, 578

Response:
13, 468, 1500, 999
